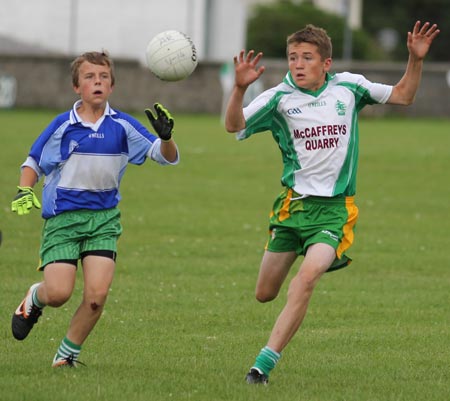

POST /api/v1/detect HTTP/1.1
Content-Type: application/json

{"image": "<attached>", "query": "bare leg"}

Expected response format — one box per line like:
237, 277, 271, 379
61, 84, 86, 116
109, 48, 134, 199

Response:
255, 250, 298, 302
66, 255, 115, 345
245, 245, 335, 383
267, 243, 336, 353
11, 262, 75, 341
39, 263, 77, 306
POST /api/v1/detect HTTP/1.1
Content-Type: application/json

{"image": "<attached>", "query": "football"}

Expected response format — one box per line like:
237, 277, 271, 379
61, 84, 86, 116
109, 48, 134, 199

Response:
145, 30, 198, 82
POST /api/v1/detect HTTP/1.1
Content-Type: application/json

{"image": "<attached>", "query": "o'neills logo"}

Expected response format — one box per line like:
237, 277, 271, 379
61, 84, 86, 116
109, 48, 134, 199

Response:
293, 124, 347, 151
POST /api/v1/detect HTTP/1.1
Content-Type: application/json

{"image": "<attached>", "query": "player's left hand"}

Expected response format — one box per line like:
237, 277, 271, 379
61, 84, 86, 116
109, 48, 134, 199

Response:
11, 186, 41, 215
145, 103, 174, 141
407, 21, 440, 61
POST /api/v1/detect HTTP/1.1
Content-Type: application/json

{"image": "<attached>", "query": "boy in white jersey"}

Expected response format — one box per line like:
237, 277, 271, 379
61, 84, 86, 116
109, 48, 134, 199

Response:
11, 51, 180, 367
225, 22, 439, 384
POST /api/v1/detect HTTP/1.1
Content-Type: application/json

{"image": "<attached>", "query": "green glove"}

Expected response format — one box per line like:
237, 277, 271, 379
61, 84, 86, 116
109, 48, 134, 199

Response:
144, 103, 174, 141
11, 186, 41, 215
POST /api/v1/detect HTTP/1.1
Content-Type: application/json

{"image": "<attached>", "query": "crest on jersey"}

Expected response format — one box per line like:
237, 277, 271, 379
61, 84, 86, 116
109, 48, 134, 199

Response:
335, 100, 347, 116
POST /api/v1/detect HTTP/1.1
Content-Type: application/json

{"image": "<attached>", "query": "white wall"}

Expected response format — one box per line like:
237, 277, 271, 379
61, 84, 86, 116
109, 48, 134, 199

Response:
1, 0, 361, 63
1, 0, 248, 64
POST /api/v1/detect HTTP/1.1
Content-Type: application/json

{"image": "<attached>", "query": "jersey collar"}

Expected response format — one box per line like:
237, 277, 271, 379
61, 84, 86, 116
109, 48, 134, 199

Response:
69, 100, 117, 125
283, 71, 334, 97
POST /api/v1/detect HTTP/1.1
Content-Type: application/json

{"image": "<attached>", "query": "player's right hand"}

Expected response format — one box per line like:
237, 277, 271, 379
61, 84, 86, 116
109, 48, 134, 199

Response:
11, 186, 41, 215
233, 50, 265, 89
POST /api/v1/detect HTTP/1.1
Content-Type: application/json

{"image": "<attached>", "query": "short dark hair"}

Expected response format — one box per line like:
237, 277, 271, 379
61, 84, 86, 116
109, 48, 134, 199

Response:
71, 51, 115, 87
286, 24, 332, 60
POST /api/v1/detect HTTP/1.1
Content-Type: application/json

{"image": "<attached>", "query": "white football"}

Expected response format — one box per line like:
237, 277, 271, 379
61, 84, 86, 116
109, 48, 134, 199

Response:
145, 30, 198, 82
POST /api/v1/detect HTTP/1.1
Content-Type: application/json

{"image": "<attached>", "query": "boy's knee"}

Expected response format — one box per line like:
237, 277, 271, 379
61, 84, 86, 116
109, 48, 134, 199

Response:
46, 289, 71, 307
255, 289, 278, 303
90, 301, 101, 311
85, 289, 109, 310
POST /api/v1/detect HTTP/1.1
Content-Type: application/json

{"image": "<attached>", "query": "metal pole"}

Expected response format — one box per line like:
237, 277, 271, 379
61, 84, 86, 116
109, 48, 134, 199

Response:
342, 0, 352, 61
203, 0, 212, 59
68, 0, 78, 54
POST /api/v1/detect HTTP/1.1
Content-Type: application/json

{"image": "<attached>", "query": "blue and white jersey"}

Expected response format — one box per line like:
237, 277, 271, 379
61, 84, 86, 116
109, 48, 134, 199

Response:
23, 101, 179, 218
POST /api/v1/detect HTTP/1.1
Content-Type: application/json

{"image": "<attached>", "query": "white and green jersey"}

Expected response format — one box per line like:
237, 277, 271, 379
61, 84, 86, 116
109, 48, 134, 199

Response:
238, 71, 392, 197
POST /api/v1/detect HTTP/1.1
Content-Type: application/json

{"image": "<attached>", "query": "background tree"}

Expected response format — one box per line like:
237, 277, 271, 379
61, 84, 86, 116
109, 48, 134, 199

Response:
246, 1, 385, 61
246, 0, 447, 61
362, 0, 448, 61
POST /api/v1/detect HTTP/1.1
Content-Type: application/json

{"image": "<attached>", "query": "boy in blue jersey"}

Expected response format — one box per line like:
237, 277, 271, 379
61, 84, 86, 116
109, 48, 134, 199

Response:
225, 22, 439, 384
11, 51, 179, 367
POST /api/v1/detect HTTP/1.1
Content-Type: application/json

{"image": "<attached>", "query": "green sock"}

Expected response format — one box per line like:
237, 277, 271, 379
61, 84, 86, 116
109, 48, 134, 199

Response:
55, 337, 81, 361
31, 285, 45, 309
252, 346, 281, 376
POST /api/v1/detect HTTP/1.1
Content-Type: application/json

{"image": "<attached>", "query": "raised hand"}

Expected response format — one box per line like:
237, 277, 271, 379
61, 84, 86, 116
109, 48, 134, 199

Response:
233, 50, 266, 89
407, 21, 440, 61
144, 103, 174, 141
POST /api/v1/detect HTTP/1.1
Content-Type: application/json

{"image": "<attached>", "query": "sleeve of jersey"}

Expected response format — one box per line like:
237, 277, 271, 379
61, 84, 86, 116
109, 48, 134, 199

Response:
26, 115, 70, 177
236, 88, 279, 141
338, 72, 393, 107
147, 139, 180, 165
120, 114, 179, 166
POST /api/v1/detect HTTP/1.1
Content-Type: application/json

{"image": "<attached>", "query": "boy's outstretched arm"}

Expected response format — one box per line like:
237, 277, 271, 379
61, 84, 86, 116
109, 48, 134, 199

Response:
388, 21, 440, 106
225, 50, 265, 133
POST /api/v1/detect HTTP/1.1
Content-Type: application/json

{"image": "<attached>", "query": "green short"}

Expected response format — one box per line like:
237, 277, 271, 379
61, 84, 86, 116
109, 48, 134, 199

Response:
265, 188, 359, 272
39, 208, 123, 270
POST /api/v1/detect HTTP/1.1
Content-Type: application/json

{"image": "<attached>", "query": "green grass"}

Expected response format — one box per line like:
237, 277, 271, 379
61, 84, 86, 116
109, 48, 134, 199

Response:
1, 109, 449, 401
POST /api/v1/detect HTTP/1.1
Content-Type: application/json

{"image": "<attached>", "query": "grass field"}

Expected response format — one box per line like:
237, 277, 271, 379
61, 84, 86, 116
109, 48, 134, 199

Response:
0, 109, 449, 401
